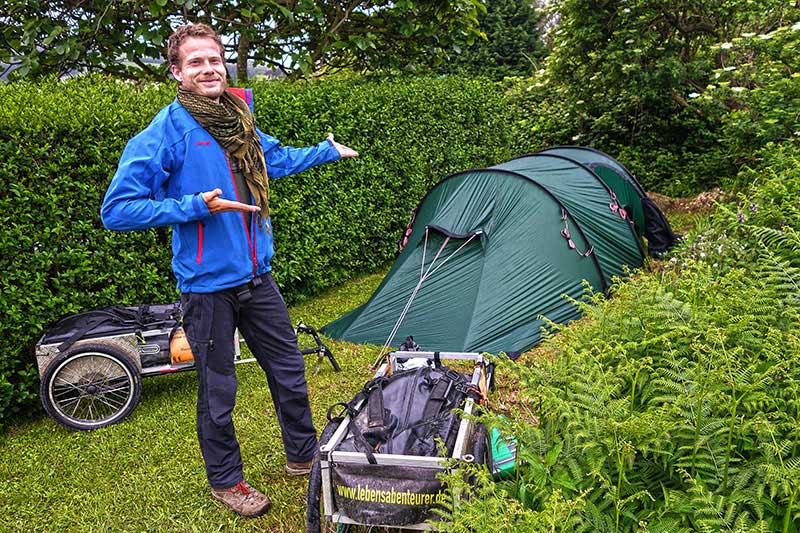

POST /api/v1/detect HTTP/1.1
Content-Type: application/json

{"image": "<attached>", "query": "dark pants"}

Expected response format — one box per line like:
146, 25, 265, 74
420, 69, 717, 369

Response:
181, 273, 317, 489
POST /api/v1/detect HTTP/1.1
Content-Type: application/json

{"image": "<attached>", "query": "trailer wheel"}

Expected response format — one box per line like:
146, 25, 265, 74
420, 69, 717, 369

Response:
40, 339, 142, 431
472, 423, 488, 465
306, 417, 344, 533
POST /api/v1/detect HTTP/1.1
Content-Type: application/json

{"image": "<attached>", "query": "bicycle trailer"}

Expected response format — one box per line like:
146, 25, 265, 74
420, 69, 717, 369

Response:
35, 303, 337, 431
307, 350, 493, 531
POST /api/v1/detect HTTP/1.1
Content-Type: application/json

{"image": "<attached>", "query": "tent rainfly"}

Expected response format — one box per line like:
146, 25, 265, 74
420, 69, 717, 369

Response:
322, 147, 677, 357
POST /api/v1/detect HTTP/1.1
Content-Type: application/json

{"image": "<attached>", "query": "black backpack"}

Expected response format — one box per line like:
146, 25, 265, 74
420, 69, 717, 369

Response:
332, 364, 479, 463
642, 196, 680, 257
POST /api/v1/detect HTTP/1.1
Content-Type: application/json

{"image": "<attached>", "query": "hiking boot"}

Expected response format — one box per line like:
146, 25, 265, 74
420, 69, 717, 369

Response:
285, 459, 314, 476
211, 480, 271, 517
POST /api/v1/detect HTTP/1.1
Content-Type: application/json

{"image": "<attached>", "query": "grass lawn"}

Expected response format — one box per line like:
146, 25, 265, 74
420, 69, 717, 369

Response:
0, 271, 388, 532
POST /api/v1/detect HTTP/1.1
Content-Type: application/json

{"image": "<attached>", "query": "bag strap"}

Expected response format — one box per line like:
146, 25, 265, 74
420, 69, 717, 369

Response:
421, 376, 452, 421
367, 386, 385, 429
56, 316, 108, 352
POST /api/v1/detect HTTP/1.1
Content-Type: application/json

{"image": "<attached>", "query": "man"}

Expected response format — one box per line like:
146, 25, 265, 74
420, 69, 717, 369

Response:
101, 22, 357, 517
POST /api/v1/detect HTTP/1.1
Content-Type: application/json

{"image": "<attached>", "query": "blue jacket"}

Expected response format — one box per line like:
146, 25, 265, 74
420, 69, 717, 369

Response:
101, 97, 340, 293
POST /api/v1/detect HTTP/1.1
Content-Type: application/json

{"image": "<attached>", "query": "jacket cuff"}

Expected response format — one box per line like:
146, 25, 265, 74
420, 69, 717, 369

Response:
192, 193, 211, 219
321, 139, 341, 162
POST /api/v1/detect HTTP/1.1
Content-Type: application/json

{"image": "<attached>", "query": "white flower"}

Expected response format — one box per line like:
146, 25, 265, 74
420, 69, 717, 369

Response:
720, 42, 733, 49
732, 86, 745, 92
758, 33, 773, 39
625, 39, 635, 44
572, 134, 581, 141
623, 7, 631, 12
689, 92, 700, 98
575, 100, 584, 104
723, 66, 736, 71
792, 22, 800, 31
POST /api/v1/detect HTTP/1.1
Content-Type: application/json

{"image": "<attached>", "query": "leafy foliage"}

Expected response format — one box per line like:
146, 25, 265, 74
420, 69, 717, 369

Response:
0, 1, 487, 81
436, 0, 548, 81
689, 21, 800, 186
506, 0, 799, 195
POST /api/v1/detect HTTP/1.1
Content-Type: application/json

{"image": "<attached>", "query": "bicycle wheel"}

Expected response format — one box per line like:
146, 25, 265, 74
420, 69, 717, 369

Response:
40, 338, 142, 430
307, 417, 344, 533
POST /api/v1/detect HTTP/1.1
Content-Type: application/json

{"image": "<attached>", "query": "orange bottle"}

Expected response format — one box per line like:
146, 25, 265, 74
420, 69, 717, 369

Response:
170, 326, 194, 364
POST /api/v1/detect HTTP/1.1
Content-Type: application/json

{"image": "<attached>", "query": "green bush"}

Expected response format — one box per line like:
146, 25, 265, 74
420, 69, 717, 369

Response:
0, 75, 513, 429
250, 76, 514, 295
503, 2, 800, 196
0, 77, 178, 429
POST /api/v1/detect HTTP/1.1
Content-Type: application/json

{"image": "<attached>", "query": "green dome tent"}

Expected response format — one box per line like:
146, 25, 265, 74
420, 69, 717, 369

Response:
322, 149, 675, 357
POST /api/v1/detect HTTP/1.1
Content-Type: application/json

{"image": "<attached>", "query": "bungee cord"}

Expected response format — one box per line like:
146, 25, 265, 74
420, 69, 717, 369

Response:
371, 226, 480, 369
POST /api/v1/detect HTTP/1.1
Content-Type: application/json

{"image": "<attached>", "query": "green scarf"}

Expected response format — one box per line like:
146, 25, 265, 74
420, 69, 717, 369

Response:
177, 88, 270, 229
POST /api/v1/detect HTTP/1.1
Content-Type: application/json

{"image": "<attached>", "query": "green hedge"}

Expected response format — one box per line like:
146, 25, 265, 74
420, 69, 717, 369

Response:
0, 75, 513, 428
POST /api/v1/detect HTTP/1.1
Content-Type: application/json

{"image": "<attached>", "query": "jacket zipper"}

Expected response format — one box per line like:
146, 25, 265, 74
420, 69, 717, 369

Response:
196, 222, 204, 264
225, 154, 258, 277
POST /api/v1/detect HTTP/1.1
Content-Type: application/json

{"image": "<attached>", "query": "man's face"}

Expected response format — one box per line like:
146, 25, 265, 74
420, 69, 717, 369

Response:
170, 36, 227, 101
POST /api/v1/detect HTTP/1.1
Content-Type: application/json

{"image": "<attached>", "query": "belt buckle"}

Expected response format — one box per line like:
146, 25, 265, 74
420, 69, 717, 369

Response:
235, 286, 252, 303
236, 275, 261, 303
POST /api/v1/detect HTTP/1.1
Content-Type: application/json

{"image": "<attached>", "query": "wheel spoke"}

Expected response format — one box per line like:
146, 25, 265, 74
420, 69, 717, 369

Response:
92, 394, 124, 411
57, 396, 81, 411
54, 376, 87, 393
99, 387, 131, 402
71, 396, 86, 418
53, 384, 84, 400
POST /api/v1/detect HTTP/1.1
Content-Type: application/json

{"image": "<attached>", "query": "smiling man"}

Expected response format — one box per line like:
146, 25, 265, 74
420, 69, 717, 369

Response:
101, 23, 357, 518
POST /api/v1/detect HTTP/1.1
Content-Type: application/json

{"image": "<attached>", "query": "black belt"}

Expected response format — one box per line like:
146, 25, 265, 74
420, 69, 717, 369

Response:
233, 274, 265, 303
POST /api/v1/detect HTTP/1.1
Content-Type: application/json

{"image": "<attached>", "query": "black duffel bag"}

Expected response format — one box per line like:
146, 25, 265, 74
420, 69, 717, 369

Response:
39, 303, 181, 366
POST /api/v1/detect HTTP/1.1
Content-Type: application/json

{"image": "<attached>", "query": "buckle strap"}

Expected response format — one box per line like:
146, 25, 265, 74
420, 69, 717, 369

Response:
233, 274, 264, 303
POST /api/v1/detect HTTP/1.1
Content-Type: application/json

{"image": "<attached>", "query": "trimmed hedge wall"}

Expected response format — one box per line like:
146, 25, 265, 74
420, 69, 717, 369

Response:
0, 75, 513, 428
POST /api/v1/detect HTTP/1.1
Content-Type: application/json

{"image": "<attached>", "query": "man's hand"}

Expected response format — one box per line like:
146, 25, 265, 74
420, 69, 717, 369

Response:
327, 133, 359, 158
202, 188, 261, 214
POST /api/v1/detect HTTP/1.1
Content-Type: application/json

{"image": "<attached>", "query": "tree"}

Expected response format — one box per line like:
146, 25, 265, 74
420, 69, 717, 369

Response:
438, 0, 548, 80
0, 1, 175, 80
0, 1, 487, 82
540, 0, 794, 146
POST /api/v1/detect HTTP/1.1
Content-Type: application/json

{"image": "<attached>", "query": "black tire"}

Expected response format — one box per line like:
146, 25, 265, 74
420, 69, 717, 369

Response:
472, 423, 488, 465
307, 417, 344, 533
40, 339, 142, 431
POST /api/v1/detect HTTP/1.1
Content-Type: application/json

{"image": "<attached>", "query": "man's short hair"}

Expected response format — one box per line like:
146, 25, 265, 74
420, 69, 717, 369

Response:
167, 23, 224, 67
